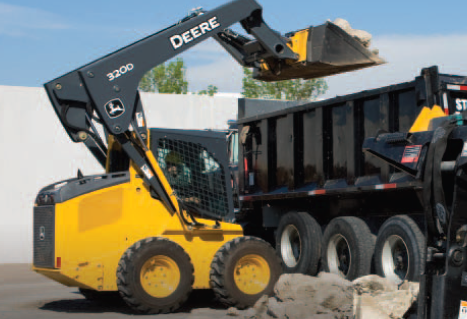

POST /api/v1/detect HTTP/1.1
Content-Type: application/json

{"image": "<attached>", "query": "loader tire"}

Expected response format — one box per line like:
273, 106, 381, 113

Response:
322, 216, 375, 280
79, 288, 123, 304
275, 212, 322, 275
210, 236, 282, 309
374, 215, 425, 284
116, 237, 194, 314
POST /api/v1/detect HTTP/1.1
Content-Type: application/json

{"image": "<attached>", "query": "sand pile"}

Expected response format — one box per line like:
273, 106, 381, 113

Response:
224, 272, 419, 319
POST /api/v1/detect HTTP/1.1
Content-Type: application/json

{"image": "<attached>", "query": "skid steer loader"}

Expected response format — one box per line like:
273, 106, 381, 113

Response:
33, 0, 384, 313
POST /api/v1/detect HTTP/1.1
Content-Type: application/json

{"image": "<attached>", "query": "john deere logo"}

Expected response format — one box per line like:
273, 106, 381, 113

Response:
39, 226, 45, 241
105, 99, 125, 118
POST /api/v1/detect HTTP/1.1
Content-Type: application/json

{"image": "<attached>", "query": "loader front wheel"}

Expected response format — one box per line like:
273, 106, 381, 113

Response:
117, 237, 194, 314
210, 236, 282, 309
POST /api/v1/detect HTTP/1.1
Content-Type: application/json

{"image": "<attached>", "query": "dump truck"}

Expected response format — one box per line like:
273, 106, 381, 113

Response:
231, 66, 467, 318
32, 0, 383, 314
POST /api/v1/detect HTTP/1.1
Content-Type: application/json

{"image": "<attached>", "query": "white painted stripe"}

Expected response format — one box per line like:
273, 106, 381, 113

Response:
448, 84, 461, 90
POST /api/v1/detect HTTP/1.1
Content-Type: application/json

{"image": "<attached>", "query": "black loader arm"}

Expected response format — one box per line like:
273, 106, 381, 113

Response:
43, 0, 304, 216
45, 0, 298, 139
44, 0, 384, 217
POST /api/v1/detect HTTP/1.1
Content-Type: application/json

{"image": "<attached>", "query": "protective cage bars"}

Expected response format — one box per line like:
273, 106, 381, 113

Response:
156, 138, 230, 218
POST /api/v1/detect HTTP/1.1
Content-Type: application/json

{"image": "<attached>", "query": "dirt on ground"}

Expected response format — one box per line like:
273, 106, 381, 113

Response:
0, 264, 418, 319
218, 272, 419, 319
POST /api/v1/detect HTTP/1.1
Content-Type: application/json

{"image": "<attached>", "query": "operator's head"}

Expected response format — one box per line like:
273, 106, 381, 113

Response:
165, 151, 182, 178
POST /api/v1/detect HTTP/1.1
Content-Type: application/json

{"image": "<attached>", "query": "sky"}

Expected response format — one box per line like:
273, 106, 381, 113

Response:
1, 0, 467, 98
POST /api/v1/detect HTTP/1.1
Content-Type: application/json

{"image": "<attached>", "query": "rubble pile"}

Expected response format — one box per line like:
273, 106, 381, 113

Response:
226, 272, 419, 319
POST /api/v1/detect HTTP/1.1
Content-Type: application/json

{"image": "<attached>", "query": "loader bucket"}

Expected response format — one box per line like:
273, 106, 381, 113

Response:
254, 22, 385, 81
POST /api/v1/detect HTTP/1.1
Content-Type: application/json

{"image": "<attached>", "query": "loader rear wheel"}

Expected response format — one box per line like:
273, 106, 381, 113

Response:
275, 212, 322, 275
210, 236, 282, 309
116, 237, 194, 314
322, 217, 375, 280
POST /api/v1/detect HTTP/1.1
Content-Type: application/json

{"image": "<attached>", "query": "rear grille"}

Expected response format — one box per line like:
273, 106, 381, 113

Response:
33, 205, 55, 268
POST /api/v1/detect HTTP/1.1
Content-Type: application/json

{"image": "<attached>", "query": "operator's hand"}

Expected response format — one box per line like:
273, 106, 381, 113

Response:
185, 197, 201, 205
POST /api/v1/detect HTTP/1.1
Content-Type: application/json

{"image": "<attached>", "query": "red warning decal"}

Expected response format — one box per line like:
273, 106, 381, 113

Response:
401, 145, 422, 163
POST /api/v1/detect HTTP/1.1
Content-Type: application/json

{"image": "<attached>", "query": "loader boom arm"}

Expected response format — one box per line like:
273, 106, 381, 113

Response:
44, 0, 383, 217
44, 0, 303, 216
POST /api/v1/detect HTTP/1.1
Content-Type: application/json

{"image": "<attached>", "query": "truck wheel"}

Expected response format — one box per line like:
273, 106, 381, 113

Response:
374, 215, 425, 284
322, 217, 375, 280
210, 236, 282, 309
116, 237, 194, 314
275, 212, 322, 275
79, 288, 122, 304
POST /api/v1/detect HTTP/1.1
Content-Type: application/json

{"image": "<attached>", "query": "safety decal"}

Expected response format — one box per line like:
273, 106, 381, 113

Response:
141, 164, 154, 180
461, 142, 467, 157
401, 145, 422, 164
104, 98, 125, 118
459, 300, 467, 319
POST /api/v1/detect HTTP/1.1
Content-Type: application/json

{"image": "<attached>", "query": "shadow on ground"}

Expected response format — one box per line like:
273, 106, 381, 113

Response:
40, 289, 225, 314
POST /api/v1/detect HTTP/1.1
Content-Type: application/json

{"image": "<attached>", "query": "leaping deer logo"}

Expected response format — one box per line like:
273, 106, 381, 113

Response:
105, 99, 125, 118
108, 102, 123, 115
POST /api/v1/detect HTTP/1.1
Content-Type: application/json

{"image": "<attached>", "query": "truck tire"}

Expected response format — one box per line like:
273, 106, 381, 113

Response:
322, 217, 375, 280
79, 288, 123, 304
210, 236, 282, 309
374, 215, 425, 284
275, 212, 322, 275
116, 237, 194, 314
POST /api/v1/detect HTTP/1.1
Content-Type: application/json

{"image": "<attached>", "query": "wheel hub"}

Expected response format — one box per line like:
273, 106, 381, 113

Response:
140, 255, 180, 298
381, 235, 409, 285
327, 234, 351, 278
281, 225, 301, 268
233, 254, 270, 295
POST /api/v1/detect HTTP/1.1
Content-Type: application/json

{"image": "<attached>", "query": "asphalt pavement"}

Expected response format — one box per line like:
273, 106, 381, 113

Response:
0, 264, 228, 319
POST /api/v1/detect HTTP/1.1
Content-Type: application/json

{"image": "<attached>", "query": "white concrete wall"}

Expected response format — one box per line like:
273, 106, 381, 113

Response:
0, 86, 238, 263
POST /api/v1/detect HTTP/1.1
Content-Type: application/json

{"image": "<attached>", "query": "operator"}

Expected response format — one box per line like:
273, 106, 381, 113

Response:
164, 151, 200, 205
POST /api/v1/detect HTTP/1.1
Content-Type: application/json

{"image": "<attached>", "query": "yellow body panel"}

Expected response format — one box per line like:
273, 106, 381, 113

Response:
259, 29, 309, 73
33, 173, 243, 291
287, 29, 309, 62
409, 105, 446, 133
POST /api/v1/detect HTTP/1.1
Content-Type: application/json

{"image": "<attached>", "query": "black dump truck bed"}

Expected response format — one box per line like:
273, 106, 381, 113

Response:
236, 66, 467, 205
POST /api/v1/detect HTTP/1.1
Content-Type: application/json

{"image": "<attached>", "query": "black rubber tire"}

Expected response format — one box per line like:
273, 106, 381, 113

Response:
322, 216, 375, 280
374, 215, 425, 283
210, 236, 282, 309
79, 288, 123, 304
116, 237, 194, 314
275, 212, 322, 275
